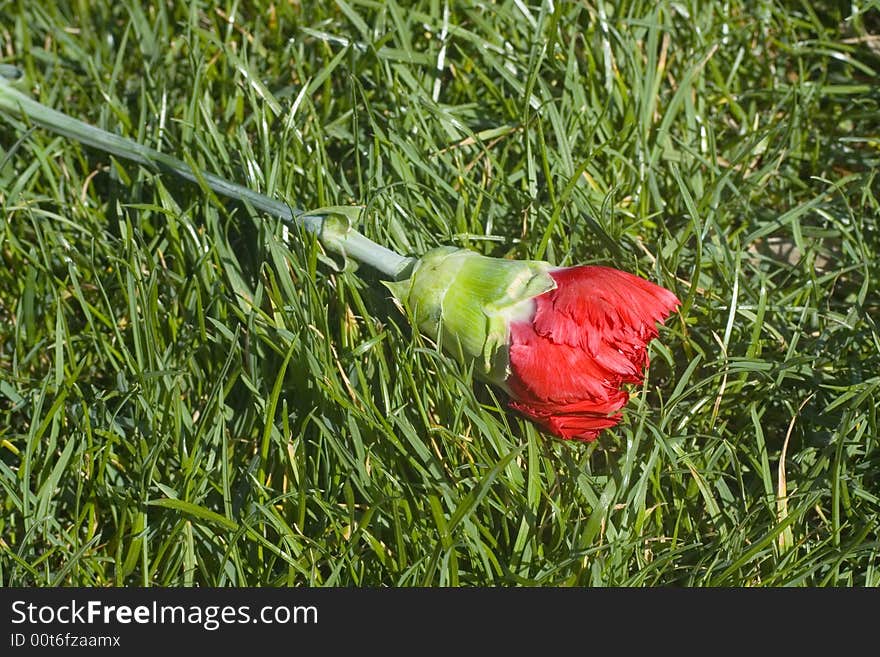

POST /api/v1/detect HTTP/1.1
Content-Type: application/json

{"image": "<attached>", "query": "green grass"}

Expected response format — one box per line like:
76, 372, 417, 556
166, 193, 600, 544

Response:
1, 0, 878, 586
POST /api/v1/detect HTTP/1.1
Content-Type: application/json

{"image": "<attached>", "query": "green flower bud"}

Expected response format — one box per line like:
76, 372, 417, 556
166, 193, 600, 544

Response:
387, 247, 556, 385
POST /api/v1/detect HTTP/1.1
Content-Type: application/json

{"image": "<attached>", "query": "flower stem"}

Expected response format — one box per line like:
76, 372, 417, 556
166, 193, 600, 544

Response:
0, 68, 415, 279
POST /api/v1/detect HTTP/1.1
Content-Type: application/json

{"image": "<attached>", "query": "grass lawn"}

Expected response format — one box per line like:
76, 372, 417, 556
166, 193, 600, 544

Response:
1, 0, 878, 586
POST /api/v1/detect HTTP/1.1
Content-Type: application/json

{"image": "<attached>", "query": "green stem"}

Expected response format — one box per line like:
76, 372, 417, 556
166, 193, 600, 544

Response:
0, 69, 415, 279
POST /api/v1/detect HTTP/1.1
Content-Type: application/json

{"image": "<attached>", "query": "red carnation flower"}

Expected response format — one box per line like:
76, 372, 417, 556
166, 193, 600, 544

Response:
506, 266, 680, 441
390, 247, 679, 442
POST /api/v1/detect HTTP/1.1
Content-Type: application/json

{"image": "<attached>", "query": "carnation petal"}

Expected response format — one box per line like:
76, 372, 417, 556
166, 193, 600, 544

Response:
509, 397, 626, 442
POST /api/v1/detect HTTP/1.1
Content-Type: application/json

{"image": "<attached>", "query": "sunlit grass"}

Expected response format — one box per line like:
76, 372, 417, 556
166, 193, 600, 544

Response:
1, 0, 878, 586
